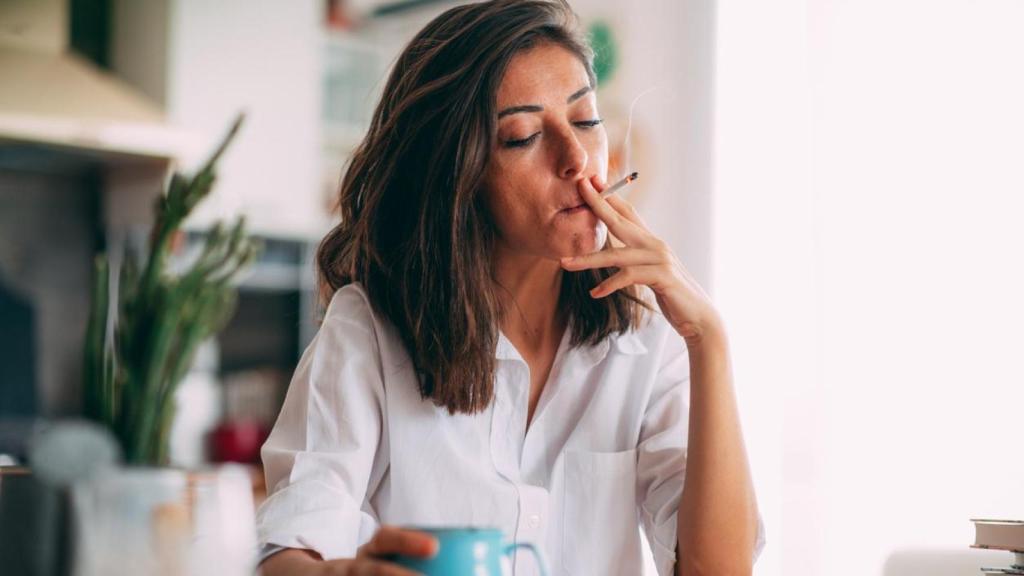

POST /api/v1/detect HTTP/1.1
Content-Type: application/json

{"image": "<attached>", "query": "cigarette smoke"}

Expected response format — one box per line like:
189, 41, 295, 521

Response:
617, 84, 660, 196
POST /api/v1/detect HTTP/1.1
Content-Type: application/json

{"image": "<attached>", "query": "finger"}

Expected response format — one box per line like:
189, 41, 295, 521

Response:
605, 193, 648, 229
578, 177, 647, 246
349, 559, 424, 576
590, 265, 664, 298
560, 247, 666, 271
362, 526, 438, 558
591, 175, 650, 232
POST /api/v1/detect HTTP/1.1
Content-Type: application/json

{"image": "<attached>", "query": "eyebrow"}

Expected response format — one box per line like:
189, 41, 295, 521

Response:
497, 84, 593, 119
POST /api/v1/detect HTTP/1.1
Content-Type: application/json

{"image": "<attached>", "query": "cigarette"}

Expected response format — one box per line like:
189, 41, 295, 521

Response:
600, 171, 639, 198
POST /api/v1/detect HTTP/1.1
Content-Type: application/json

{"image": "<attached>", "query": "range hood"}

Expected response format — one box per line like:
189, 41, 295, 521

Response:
0, 0, 197, 160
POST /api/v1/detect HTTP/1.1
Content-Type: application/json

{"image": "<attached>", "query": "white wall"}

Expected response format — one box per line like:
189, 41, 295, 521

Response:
716, 1, 1024, 575
713, 1, 807, 574
618, 0, 716, 295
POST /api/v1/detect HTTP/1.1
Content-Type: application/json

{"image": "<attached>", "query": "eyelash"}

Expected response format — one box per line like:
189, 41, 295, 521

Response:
503, 118, 604, 148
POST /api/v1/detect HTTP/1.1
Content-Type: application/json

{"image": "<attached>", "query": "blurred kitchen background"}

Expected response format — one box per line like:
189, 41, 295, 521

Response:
1, 0, 1023, 575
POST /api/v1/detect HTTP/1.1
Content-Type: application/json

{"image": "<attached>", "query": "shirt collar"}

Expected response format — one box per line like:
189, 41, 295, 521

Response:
495, 330, 521, 361
494, 325, 648, 362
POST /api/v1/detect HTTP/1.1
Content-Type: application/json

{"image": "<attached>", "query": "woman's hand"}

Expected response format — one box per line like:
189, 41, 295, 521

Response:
560, 175, 723, 347
261, 525, 438, 576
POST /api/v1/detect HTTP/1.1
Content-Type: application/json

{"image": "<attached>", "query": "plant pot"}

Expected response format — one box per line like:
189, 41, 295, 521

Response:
71, 464, 257, 576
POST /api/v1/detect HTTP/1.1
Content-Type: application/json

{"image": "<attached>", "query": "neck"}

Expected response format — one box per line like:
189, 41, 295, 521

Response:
492, 242, 565, 344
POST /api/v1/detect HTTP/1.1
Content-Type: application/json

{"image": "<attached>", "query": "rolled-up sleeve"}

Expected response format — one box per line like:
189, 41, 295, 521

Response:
636, 328, 766, 576
256, 293, 387, 561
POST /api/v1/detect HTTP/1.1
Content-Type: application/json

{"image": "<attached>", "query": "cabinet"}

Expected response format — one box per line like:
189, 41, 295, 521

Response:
112, 0, 327, 240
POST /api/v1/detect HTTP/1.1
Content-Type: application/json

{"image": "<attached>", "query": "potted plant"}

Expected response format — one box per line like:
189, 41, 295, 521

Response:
81, 115, 260, 466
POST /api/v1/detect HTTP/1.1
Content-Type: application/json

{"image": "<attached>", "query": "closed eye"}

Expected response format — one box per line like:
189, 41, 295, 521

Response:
501, 119, 604, 149
503, 132, 540, 148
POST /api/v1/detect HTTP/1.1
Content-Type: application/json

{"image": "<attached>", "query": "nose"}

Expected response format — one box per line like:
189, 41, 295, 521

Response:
555, 126, 588, 180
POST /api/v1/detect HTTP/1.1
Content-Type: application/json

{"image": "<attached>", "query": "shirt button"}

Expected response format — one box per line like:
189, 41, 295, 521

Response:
527, 513, 541, 528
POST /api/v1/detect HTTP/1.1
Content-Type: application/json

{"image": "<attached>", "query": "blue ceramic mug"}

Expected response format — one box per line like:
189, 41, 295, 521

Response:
390, 527, 548, 576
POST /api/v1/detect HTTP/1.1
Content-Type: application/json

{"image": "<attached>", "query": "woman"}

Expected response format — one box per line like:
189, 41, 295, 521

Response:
258, 1, 764, 574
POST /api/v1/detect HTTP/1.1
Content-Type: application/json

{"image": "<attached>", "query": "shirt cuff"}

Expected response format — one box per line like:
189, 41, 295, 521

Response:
255, 478, 378, 561
257, 544, 287, 566
641, 505, 681, 576
753, 512, 767, 564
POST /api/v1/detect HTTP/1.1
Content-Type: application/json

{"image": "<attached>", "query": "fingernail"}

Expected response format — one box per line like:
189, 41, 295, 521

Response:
561, 256, 575, 264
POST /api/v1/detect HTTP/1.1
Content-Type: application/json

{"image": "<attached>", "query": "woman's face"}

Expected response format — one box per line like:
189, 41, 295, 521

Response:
483, 42, 609, 261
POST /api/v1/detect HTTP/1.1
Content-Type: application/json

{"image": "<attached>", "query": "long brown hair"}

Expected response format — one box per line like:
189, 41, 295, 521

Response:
317, 0, 649, 415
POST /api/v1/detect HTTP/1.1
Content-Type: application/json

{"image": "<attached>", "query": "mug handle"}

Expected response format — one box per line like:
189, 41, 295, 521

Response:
503, 542, 549, 576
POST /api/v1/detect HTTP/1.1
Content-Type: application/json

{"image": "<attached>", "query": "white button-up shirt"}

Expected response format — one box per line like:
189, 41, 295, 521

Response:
256, 283, 765, 575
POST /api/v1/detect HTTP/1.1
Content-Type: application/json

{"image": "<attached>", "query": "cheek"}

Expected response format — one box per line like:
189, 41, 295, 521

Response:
487, 157, 548, 214
485, 178, 544, 240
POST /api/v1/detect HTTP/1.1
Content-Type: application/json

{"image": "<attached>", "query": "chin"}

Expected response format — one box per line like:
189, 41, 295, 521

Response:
557, 222, 607, 258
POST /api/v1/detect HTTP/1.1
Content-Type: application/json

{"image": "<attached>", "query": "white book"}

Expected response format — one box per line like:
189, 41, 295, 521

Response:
972, 519, 1024, 553
981, 569, 1024, 576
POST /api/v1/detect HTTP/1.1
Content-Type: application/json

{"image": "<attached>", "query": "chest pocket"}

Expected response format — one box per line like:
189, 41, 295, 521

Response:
561, 448, 641, 575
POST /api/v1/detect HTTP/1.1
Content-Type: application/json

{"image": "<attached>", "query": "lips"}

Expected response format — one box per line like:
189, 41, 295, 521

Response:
560, 204, 590, 214
559, 197, 586, 211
